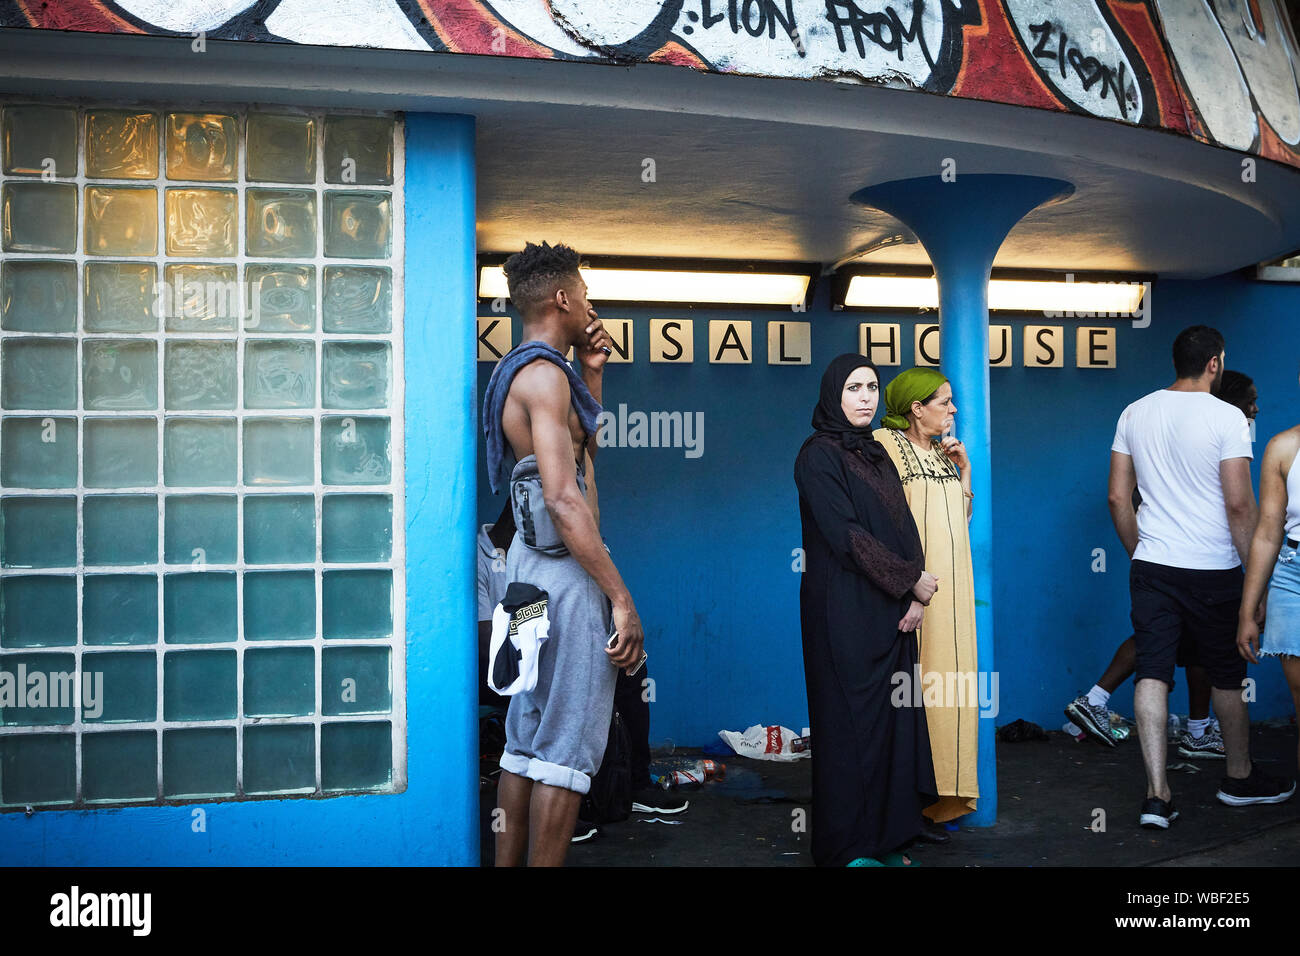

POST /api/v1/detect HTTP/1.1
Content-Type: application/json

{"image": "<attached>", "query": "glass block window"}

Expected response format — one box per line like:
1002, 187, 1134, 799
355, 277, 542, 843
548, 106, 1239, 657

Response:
0, 102, 405, 809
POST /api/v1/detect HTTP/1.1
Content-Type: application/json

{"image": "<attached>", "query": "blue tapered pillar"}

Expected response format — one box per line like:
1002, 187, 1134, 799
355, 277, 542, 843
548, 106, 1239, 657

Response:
852, 175, 1073, 827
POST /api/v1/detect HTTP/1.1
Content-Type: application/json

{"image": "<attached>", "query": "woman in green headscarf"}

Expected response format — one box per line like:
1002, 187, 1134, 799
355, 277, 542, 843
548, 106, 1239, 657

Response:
874, 368, 979, 824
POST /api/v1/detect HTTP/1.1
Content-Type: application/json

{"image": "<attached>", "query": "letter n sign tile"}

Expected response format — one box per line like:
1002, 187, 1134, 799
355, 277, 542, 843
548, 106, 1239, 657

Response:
767, 321, 810, 364
603, 319, 633, 363
477, 316, 511, 362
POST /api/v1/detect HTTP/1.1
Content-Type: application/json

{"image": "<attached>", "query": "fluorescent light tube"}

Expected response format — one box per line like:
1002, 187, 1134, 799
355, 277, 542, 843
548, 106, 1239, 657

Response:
479, 265, 810, 306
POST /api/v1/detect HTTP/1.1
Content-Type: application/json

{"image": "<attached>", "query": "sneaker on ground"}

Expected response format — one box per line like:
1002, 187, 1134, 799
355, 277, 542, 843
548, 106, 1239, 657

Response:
1177, 729, 1226, 759
1139, 796, 1179, 829
571, 820, 600, 844
1216, 767, 1297, 806
1065, 696, 1116, 748
631, 787, 689, 815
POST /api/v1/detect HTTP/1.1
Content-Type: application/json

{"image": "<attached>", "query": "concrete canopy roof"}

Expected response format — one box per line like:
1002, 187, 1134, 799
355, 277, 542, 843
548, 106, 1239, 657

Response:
3, 28, 1299, 280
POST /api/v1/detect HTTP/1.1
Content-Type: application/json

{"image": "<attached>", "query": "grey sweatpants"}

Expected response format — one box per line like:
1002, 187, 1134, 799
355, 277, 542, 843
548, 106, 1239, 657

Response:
499, 455, 617, 794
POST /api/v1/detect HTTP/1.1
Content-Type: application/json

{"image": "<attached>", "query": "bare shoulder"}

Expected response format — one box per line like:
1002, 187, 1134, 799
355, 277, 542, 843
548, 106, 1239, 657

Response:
1263, 426, 1300, 469
508, 359, 569, 409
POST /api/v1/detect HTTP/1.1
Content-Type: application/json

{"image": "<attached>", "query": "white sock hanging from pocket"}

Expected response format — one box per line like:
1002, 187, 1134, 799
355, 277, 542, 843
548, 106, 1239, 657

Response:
488, 582, 550, 696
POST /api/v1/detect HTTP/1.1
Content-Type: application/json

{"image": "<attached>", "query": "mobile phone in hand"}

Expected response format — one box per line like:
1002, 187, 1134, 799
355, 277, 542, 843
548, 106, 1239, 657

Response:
607, 629, 646, 676
627, 651, 647, 677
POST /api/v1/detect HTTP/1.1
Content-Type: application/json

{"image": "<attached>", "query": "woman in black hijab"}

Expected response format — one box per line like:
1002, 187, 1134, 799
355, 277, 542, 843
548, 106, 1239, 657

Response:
794, 354, 939, 866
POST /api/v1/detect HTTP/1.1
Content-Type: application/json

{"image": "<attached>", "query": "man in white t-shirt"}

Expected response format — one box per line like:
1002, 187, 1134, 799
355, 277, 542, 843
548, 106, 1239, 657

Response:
1110, 325, 1294, 830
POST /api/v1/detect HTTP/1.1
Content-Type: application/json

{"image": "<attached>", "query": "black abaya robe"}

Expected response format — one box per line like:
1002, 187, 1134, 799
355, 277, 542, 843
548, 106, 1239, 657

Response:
794, 434, 938, 866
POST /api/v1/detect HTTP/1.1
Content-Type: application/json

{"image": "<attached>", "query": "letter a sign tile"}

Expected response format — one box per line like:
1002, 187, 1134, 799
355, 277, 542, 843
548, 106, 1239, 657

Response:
709, 320, 751, 364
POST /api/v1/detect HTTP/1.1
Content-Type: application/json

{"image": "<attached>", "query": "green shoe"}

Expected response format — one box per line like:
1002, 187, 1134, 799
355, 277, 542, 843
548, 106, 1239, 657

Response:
847, 856, 885, 867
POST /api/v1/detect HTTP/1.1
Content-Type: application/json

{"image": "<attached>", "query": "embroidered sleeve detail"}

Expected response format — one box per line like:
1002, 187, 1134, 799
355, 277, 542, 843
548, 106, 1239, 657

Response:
841, 447, 926, 598
848, 525, 925, 599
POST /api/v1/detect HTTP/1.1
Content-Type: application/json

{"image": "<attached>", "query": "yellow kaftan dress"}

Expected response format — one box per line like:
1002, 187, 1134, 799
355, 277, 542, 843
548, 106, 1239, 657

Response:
874, 428, 979, 823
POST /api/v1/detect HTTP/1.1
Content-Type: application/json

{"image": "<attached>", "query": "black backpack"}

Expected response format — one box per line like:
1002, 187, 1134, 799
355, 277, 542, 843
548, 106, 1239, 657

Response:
580, 708, 632, 823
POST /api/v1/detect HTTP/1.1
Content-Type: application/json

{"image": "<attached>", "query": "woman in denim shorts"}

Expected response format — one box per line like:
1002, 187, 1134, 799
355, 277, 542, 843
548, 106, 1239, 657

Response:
1238, 387, 1300, 774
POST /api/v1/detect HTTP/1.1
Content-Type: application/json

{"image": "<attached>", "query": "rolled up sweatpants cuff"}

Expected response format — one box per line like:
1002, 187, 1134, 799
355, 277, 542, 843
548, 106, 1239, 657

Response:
499, 751, 592, 795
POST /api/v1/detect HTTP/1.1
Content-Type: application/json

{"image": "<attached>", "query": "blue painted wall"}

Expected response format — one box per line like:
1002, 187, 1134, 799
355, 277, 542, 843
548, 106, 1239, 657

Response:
476, 273, 1299, 747
0, 112, 479, 866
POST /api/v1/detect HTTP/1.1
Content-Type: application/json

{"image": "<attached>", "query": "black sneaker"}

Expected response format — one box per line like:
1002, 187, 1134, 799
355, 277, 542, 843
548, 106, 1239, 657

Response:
1177, 729, 1226, 760
1216, 767, 1297, 806
1065, 695, 1116, 748
631, 787, 689, 815
571, 820, 600, 844
1139, 796, 1179, 829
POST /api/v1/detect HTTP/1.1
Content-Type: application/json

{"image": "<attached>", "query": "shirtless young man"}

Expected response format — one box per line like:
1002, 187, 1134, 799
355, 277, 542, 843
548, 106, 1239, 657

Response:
487, 242, 645, 866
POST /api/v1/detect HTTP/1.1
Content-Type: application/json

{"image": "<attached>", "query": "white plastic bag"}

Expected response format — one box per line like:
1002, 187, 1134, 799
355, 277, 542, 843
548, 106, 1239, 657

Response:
717, 724, 809, 761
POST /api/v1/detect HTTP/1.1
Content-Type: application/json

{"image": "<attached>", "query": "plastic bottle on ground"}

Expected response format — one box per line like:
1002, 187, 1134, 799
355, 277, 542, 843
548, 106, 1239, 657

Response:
657, 760, 726, 788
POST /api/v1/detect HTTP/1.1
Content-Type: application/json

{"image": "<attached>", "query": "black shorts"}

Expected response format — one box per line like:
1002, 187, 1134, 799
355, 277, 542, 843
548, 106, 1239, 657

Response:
1130, 559, 1245, 691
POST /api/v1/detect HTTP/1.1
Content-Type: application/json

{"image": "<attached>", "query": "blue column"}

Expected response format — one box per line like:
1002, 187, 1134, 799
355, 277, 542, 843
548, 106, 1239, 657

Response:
404, 113, 478, 862
851, 175, 1072, 827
